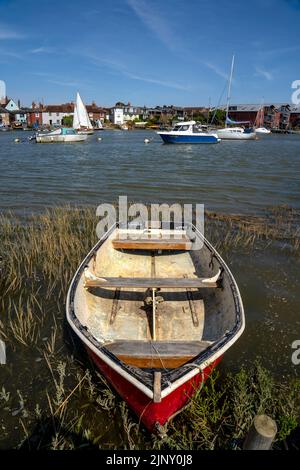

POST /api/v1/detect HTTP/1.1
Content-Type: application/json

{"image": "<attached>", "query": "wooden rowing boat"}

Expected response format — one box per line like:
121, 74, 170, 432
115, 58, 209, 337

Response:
66, 222, 245, 433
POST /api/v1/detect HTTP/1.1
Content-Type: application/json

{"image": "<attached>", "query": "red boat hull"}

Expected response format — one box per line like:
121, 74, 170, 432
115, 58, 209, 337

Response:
88, 348, 222, 433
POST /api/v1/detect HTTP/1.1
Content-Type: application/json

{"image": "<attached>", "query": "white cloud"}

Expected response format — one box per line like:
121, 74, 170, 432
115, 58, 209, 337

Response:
29, 47, 55, 54
127, 0, 178, 52
204, 62, 229, 81
255, 67, 273, 80
76, 49, 189, 91
123, 71, 190, 91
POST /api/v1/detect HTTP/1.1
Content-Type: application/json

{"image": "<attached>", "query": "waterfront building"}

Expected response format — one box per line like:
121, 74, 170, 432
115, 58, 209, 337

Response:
218, 103, 292, 130
5, 99, 27, 124
41, 103, 74, 126
0, 106, 10, 126
184, 107, 209, 119
146, 105, 185, 122
289, 105, 300, 128
122, 103, 141, 122
110, 106, 124, 125
86, 102, 107, 124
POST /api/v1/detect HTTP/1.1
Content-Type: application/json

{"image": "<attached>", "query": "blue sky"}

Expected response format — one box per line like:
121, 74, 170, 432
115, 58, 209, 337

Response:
0, 0, 300, 107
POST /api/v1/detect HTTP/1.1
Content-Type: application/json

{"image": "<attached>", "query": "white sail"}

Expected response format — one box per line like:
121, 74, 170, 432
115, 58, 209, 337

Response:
73, 92, 93, 129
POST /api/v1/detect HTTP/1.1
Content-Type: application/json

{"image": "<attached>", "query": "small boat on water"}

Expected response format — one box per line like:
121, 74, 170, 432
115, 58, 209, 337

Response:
73, 92, 94, 135
254, 102, 271, 135
217, 126, 257, 140
255, 127, 271, 135
35, 127, 87, 143
216, 56, 256, 141
95, 119, 104, 131
157, 121, 220, 144
66, 222, 245, 433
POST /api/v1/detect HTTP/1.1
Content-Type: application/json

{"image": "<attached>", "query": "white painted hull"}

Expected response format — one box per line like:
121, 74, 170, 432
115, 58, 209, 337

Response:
255, 127, 271, 135
217, 127, 257, 140
36, 134, 87, 143
77, 129, 94, 135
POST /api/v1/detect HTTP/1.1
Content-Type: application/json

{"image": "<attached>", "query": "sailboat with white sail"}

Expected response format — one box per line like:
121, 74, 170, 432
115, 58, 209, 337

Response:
255, 102, 271, 134
73, 92, 94, 135
217, 56, 256, 140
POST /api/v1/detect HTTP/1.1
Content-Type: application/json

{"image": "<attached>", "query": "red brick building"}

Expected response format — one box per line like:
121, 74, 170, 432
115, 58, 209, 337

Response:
26, 102, 43, 127
219, 103, 292, 129
289, 105, 300, 129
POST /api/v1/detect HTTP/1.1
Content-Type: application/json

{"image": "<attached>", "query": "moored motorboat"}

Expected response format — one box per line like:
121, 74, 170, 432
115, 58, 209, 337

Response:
35, 127, 87, 143
217, 126, 257, 140
157, 121, 220, 144
66, 222, 245, 432
255, 127, 271, 135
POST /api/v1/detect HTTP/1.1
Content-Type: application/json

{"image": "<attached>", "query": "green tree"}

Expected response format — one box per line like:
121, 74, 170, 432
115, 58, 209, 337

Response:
211, 109, 226, 126
62, 115, 73, 127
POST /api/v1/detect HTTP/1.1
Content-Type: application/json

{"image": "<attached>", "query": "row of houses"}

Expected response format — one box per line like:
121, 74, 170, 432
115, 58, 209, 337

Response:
1, 96, 300, 129
0, 94, 211, 129
0, 98, 109, 128
219, 103, 300, 130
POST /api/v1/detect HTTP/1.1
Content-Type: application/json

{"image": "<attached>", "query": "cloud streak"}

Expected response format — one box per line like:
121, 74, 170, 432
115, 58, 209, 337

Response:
29, 47, 55, 54
203, 62, 229, 81
123, 71, 190, 91
77, 49, 190, 91
255, 67, 273, 80
127, 0, 178, 52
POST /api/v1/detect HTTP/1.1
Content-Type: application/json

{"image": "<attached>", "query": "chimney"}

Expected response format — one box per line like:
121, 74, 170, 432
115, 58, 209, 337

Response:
17, 99, 21, 108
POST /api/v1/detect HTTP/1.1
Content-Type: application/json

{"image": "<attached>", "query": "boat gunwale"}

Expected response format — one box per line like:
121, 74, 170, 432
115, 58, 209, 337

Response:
66, 222, 245, 399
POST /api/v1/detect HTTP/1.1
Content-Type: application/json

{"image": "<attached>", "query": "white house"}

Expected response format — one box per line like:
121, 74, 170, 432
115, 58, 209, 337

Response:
123, 105, 141, 122
110, 107, 124, 125
41, 104, 74, 126
5, 99, 27, 123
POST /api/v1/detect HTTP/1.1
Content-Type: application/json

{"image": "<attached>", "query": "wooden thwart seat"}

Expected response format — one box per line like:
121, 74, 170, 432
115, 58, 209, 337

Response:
112, 236, 192, 251
84, 275, 219, 289
105, 340, 212, 368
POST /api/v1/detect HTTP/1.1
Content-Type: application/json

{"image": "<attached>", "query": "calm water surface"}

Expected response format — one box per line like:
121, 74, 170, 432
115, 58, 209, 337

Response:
0, 129, 299, 215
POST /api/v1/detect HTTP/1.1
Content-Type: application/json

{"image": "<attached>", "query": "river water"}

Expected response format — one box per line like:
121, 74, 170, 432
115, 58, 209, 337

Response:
0, 129, 299, 215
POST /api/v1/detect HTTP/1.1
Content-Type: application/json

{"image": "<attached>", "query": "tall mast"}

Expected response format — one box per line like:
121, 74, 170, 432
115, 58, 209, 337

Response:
225, 54, 235, 128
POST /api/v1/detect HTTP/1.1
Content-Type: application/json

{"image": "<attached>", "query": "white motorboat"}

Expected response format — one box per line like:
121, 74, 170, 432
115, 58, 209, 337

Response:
255, 127, 271, 135
157, 121, 220, 144
217, 126, 257, 140
35, 127, 87, 143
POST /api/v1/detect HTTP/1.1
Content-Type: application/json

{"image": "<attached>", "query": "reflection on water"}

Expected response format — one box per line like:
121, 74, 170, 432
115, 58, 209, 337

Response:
0, 130, 300, 215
